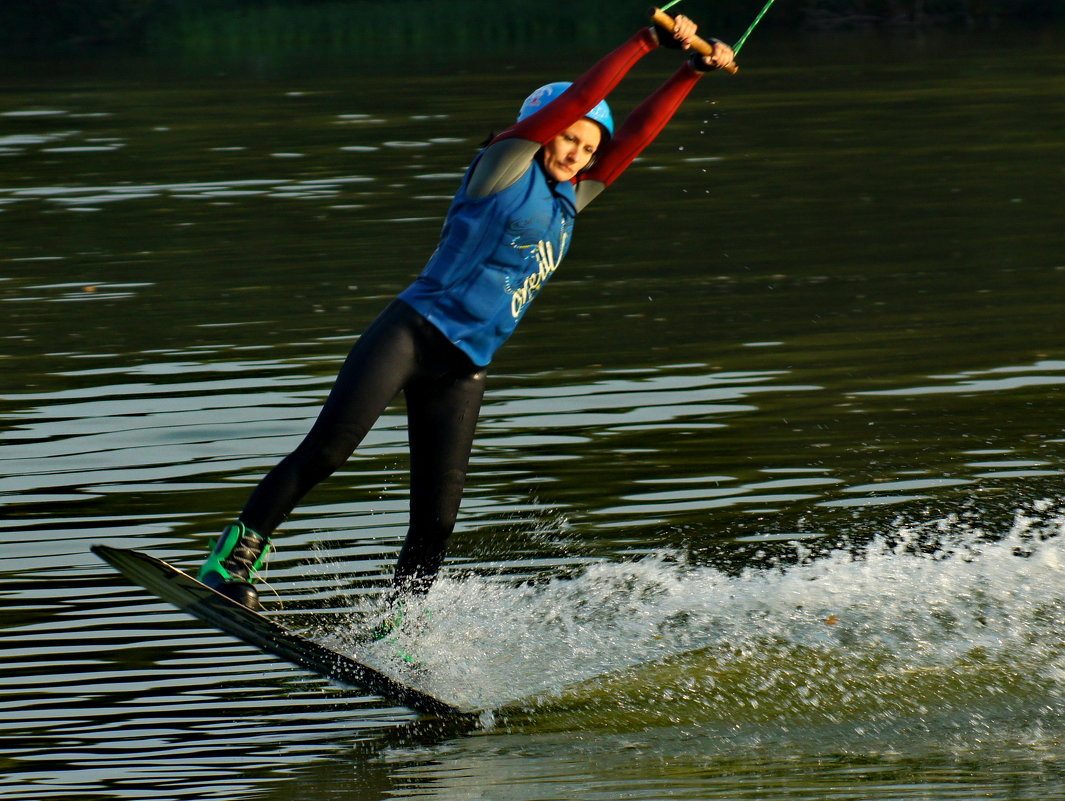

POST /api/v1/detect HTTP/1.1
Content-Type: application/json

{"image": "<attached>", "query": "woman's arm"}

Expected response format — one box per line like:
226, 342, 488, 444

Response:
575, 56, 703, 210
493, 27, 658, 147
575, 39, 734, 212
466, 27, 659, 200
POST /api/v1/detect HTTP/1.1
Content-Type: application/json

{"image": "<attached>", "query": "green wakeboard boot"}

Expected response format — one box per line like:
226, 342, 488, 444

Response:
198, 521, 271, 611
369, 598, 424, 666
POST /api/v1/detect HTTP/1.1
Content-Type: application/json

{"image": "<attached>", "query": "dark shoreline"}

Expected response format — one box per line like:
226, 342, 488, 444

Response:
2, 1, 1061, 52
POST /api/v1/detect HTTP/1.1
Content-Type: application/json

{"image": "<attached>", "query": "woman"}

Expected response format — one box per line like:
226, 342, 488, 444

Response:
198, 16, 735, 610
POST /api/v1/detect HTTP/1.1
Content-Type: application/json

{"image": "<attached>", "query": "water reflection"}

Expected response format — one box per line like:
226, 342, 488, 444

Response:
24, 346, 1052, 523
0, 176, 377, 208
860, 359, 1065, 396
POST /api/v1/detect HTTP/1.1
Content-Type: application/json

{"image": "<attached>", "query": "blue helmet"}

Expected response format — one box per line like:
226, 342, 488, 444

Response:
517, 81, 614, 138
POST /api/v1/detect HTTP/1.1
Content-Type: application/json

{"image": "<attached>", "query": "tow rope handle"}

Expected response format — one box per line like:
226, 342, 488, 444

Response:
649, 7, 740, 75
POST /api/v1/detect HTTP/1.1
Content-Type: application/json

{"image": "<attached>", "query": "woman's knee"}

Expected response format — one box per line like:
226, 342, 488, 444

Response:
294, 425, 363, 478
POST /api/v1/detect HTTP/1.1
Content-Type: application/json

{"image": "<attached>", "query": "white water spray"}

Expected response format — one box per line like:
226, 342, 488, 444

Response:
327, 499, 1064, 737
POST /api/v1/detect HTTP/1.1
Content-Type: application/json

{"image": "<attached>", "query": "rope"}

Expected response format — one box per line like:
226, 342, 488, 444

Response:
733, 0, 777, 53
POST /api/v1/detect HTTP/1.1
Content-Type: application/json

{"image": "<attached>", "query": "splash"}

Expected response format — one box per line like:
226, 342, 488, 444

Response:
327, 499, 1065, 737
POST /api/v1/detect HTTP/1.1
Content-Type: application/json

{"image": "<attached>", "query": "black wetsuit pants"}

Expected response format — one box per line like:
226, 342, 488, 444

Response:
238, 299, 486, 592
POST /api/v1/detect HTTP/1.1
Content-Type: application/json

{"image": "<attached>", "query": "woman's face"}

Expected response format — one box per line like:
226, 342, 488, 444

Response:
541, 118, 602, 182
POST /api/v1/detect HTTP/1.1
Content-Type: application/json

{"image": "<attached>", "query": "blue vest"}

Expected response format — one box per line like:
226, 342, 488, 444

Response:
399, 155, 576, 367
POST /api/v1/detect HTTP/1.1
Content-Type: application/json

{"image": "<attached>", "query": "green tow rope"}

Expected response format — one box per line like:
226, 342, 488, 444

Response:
733, 0, 777, 53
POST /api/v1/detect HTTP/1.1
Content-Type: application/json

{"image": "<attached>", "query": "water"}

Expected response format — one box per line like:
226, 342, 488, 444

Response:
3, 29, 1065, 800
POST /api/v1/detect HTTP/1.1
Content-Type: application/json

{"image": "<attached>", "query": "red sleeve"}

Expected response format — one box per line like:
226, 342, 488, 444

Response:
580, 61, 702, 188
491, 28, 659, 147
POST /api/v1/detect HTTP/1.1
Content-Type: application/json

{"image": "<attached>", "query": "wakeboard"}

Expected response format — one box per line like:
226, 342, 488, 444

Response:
91, 544, 475, 719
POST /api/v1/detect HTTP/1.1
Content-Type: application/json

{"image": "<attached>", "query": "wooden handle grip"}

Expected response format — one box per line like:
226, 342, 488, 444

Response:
650, 7, 739, 75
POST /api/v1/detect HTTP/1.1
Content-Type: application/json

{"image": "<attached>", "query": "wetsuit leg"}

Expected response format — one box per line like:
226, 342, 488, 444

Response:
394, 325, 486, 593
238, 301, 422, 537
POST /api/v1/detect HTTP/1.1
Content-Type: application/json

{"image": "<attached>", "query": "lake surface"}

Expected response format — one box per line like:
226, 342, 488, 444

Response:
3, 28, 1064, 800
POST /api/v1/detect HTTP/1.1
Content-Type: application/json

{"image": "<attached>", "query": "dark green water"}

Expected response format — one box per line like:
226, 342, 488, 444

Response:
2, 29, 1064, 800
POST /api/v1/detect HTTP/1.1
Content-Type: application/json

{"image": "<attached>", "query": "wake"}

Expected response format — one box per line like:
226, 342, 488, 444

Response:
341, 498, 1064, 736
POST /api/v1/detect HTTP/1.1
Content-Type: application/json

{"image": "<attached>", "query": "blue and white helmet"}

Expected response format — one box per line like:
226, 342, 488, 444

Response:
517, 81, 614, 138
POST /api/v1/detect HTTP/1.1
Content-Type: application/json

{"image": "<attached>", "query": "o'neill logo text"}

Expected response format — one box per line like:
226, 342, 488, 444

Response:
510, 233, 567, 317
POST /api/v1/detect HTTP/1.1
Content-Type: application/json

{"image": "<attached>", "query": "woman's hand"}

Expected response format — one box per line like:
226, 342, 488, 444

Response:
665, 14, 737, 72
702, 39, 735, 71
669, 14, 698, 49
654, 11, 738, 73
